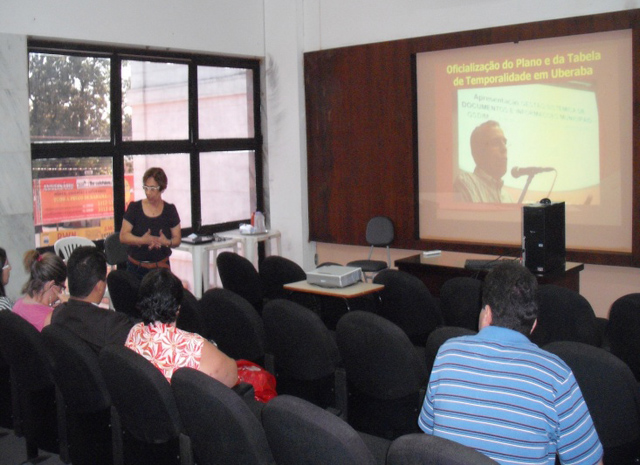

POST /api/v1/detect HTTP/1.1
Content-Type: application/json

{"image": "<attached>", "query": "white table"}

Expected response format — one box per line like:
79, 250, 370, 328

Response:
177, 237, 240, 298
221, 229, 282, 269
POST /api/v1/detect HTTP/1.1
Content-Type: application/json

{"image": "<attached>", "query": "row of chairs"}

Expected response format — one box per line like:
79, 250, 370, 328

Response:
0, 309, 496, 464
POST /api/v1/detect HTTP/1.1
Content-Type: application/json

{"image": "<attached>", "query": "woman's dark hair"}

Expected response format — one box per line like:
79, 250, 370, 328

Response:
136, 268, 183, 325
143, 167, 168, 192
0, 247, 6, 297
22, 250, 67, 297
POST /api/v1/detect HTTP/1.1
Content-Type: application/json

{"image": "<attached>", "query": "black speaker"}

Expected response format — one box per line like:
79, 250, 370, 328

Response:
523, 201, 565, 273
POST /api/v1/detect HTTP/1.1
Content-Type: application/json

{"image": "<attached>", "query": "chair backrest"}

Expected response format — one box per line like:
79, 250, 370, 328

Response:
104, 232, 129, 268
386, 433, 498, 465
544, 341, 640, 463
365, 216, 394, 247
99, 344, 184, 444
530, 284, 601, 347
263, 299, 340, 381
336, 311, 426, 400
199, 287, 266, 363
176, 288, 204, 336
107, 269, 141, 318
54, 236, 96, 261
373, 269, 443, 346
608, 293, 640, 383
171, 367, 276, 465
259, 255, 306, 300
42, 324, 111, 414
262, 394, 378, 465
439, 276, 483, 331
216, 252, 264, 314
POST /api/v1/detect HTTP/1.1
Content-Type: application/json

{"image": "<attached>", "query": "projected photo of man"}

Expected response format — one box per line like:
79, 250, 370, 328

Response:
454, 120, 512, 203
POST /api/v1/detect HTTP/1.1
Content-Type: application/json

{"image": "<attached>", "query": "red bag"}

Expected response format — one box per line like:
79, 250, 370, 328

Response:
236, 359, 277, 403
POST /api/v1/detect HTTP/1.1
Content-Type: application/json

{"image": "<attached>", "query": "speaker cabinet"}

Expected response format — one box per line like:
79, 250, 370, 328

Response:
523, 202, 565, 273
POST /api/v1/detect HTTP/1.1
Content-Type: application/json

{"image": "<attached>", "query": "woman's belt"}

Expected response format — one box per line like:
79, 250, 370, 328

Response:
127, 256, 170, 269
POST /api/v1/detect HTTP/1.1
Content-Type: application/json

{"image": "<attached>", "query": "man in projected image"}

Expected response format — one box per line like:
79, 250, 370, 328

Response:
454, 120, 512, 203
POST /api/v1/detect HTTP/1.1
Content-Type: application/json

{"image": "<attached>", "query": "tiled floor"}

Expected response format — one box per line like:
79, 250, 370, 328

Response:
0, 427, 66, 465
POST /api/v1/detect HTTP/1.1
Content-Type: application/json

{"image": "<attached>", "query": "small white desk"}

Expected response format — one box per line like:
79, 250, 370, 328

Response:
177, 238, 240, 298
221, 229, 282, 269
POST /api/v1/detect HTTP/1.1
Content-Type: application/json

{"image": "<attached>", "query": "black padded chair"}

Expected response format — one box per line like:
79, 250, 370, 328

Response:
608, 293, 640, 383
199, 287, 267, 365
262, 299, 345, 414
336, 311, 427, 439
171, 367, 276, 465
347, 216, 395, 282
176, 288, 204, 336
544, 341, 640, 464
530, 284, 601, 347
216, 251, 265, 315
386, 433, 498, 465
99, 344, 193, 465
0, 351, 12, 429
373, 269, 443, 346
425, 326, 477, 378
0, 311, 60, 462
262, 394, 389, 465
107, 269, 141, 319
104, 232, 129, 270
42, 324, 112, 465
259, 255, 306, 300
439, 276, 483, 331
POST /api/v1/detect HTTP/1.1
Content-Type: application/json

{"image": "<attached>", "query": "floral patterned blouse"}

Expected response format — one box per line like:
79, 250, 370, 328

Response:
125, 321, 205, 383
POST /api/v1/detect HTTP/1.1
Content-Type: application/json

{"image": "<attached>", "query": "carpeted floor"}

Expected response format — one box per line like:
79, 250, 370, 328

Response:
0, 427, 66, 465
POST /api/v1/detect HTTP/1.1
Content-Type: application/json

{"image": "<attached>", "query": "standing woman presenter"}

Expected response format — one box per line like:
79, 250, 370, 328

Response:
120, 167, 181, 281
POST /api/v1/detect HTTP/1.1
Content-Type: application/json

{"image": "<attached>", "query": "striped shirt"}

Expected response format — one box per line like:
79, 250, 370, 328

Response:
418, 326, 602, 465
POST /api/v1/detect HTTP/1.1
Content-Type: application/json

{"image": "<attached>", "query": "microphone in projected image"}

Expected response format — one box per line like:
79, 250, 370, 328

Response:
511, 166, 556, 178
512, 166, 557, 204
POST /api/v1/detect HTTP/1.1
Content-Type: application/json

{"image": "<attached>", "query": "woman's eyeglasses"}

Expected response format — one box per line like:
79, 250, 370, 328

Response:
143, 185, 161, 191
2, 262, 10, 270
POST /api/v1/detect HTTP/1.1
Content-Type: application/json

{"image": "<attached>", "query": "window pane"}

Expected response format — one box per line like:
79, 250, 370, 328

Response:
198, 67, 254, 139
29, 53, 111, 142
123, 61, 189, 141
124, 154, 192, 228
200, 151, 256, 225
32, 157, 114, 247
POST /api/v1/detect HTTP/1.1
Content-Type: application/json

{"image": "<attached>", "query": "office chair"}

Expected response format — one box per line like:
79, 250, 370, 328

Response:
104, 232, 129, 271
386, 433, 498, 465
347, 216, 394, 282
608, 293, 640, 383
259, 255, 306, 300
439, 276, 483, 331
216, 251, 265, 315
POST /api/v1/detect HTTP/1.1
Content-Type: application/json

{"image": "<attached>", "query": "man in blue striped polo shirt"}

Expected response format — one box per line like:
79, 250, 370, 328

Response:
418, 261, 603, 465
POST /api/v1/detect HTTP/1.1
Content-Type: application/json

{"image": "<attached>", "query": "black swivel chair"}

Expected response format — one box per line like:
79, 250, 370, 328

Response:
336, 311, 427, 439
373, 269, 443, 346
544, 341, 640, 464
262, 394, 389, 465
259, 255, 306, 300
42, 324, 112, 465
107, 269, 142, 319
199, 287, 267, 365
99, 344, 193, 465
216, 251, 265, 315
607, 293, 640, 383
0, 311, 60, 462
171, 367, 276, 465
386, 433, 498, 465
439, 276, 483, 331
530, 284, 601, 347
176, 288, 204, 336
347, 216, 395, 282
262, 299, 345, 415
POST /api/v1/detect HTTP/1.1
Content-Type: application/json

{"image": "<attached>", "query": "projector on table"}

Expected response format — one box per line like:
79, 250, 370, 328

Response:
306, 265, 363, 288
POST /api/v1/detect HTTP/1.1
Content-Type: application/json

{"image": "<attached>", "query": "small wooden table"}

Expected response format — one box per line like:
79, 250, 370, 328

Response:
395, 251, 584, 297
283, 280, 384, 299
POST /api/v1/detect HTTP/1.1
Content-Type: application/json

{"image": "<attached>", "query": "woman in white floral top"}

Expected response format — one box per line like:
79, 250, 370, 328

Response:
125, 268, 238, 387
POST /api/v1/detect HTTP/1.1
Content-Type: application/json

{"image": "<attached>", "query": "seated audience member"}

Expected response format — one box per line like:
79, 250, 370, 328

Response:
419, 261, 603, 465
51, 246, 137, 353
13, 250, 67, 331
125, 268, 238, 388
0, 247, 13, 311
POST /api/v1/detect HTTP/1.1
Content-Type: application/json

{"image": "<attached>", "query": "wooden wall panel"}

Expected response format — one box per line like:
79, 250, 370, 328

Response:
305, 9, 640, 266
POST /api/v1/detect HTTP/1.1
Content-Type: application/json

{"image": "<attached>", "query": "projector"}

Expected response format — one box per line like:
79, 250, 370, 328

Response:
306, 265, 363, 288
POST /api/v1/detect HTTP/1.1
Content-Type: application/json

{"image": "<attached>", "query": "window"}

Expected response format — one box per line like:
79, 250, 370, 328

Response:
28, 42, 262, 251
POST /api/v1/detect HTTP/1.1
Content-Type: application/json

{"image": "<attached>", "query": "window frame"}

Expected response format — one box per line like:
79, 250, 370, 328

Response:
28, 39, 263, 248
